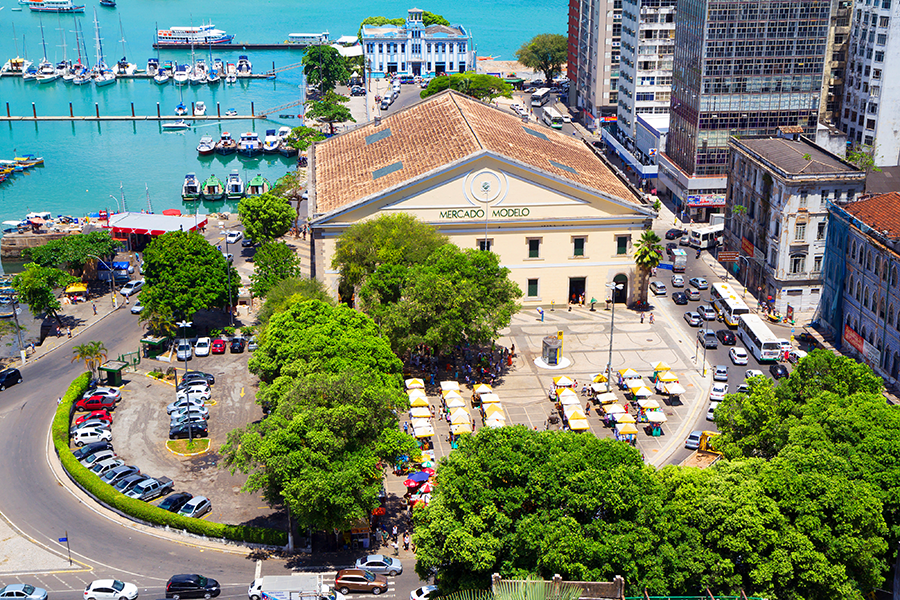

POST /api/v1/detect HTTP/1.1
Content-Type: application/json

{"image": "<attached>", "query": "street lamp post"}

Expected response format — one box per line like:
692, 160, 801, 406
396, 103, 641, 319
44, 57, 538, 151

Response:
701, 298, 710, 376
87, 254, 117, 308
177, 319, 193, 441
605, 282, 624, 393
220, 228, 234, 326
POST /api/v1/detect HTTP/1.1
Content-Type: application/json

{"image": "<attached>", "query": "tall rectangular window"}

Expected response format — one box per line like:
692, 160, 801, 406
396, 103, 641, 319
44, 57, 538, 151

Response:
527, 279, 539, 298
817, 220, 826, 240
616, 236, 628, 255
795, 223, 806, 241
791, 255, 806, 273
478, 239, 492, 252
574, 237, 586, 256
528, 238, 541, 258
813, 255, 823, 272
799, 192, 808, 208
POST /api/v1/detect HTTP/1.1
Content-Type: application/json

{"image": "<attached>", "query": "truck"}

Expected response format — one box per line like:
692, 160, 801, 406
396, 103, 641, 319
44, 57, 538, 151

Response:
248, 575, 344, 600
124, 476, 174, 501
671, 248, 687, 273
680, 431, 722, 469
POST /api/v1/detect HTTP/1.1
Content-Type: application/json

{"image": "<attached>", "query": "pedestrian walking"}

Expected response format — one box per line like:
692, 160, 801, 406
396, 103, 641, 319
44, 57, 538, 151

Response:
403, 532, 410, 551
641, 313, 645, 324
585, 402, 591, 416
392, 540, 399, 556
92, 303, 97, 315
125, 294, 129, 305
67, 327, 72, 338
57, 397, 62, 405
649, 312, 655, 324
391, 525, 398, 541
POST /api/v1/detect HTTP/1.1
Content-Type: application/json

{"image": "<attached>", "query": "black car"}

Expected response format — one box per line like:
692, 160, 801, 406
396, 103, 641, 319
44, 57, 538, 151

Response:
715, 329, 736, 345
350, 86, 366, 96
0, 368, 22, 391
181, 371, 215, 386
72, 440, 113, 461
229, 337, 246, 353
241, 238, 256, 248
769, 364, 789, 379
165, 574, 221, 600
169, 422, 209, 440
672, 292, 688, 305
158, 492, 193, 513
665, 228, 685, 240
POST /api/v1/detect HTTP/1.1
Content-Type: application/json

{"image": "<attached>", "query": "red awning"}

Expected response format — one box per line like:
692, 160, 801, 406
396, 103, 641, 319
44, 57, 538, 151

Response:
162, 209, 182, 216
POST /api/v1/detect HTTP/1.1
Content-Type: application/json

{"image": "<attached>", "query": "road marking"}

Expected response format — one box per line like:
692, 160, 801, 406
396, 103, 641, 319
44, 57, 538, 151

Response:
240, 387, 245, 398
254, 559, 261, 581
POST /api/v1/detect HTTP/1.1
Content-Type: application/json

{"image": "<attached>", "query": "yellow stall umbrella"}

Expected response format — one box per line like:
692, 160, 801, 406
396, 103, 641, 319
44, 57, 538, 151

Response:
564, 406, 586, 420
646, 411, 668, 423
618, 368, 640, 379
651, 361, 671, 372
558, 388, 579, 400
603, 403, 626, 414
442, 390, 464, 401
408, 389, 427, 400
451, 423, 473, 435
633, 386, 654, 398
616, 423, 639, 435
591, 372, 608, 383
595, 391, 618, 404
405, 378, 425, 389
553, 375, 575, 387
440, 381, 460, 392
657, 371, 679, 383
410, 396, 429, 408
445, 397, 467, 409
483, 404, 505, 417
485, 414, 506, 428
559, 394, 581, 406
614, 412, 636, 423
449, 410, 471, 425
473, 383, 492, 395
625, 378, 646, 390
409, 406, 432, 419
480, 393, 501, 404
637, 399, 660, 410
414, 425, 435, 438
568, 418, 590, 431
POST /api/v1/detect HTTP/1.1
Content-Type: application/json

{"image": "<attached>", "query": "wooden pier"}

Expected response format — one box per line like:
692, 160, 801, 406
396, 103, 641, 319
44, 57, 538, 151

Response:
0, 101, 282, 121
152, 42, 315, 50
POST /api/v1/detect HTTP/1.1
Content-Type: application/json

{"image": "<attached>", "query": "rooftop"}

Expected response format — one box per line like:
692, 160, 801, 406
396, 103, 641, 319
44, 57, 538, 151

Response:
106, 212, 208, 235
732, 136, 861, 177
312, 91, 640, 215
361, 23, 469, 37
865, 166, 900, 195
844, 192, 900, 239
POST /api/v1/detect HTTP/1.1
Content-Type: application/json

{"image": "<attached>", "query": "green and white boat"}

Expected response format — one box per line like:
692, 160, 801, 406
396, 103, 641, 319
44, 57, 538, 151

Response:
246, 174, 270, 196
200, 174, 224, 200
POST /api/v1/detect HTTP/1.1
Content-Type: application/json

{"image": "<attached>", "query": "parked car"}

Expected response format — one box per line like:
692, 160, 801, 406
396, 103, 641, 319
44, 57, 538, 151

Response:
685, 288, 701, 301
683, 311, 702, 326
210, 339, 226, 354
697, 329, 718, 349
175, 340, 193, 361
665, 228, 685, 240
745, 369, 765, 379
729, 347, 749, 365
649, 281, 667, 295
177, 496, 212, 518
225, 231, 243, 244
90, 458, 124, 476
130, 300, 143, 314
76, 395, 117, 412
709, 382, 728, 401
230, 337, 246, 353
689, 277, 709, 290
0, 585, 47, 600
158, 492, 193, 513
170, 413, 209, 428
697, 305, 717, 321
0, 368, 22, 391
194, 337, 211, 357
716, 329, 736, 345
335, 570, 389, 595
83, 386, 121, 401
350, 86, 366, 96
75, 410, 112, 426
176, 389, 211, 403
167, 397, 206, 415
182, 371, 215, 386
71, 419, 111, 435
100, 465, 140, 485
736, 383, 749, 393
671, 274, 685, 287
73, 440, 113, 460
165, 574, 220, 600
354, 555, 403, 576
222, 253, 234, 263
169, 404, 210, 420
707, 402, 719, 421
241, 238, 256, 248
83, 580, 139, 600
120, 280, 144, 297
713, 365, 728, 382
169, 422, 209, 440
672, 292, 688, 305
80, 449, 116, 467
176, 381, 211, 395
684, 430, 703, 450
247, 336, 258, 351
113, 474, 149, 494
769, 364, 789, 379
789, 349, 808, 363
409, 586, 438, 600
126, 477, 174, 501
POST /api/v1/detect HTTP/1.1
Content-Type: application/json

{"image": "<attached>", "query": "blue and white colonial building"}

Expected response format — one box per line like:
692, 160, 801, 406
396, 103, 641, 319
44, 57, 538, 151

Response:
361, 8, 475, 79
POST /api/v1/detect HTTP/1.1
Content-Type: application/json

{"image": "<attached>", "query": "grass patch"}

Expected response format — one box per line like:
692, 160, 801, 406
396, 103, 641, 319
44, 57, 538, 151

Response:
53, 374, 286, 546
166, 438, 211, 454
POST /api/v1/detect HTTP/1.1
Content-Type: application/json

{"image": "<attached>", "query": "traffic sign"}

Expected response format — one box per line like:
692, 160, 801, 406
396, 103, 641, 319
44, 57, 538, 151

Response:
718, 251, 739, 261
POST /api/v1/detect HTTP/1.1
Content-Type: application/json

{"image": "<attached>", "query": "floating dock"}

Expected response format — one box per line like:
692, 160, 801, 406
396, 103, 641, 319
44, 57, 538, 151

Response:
0, 115, 262, 121
152, 42, 314, 50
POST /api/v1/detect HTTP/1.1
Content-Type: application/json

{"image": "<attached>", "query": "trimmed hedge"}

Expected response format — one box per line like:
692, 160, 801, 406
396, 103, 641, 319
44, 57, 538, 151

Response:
53, 374, 287, 546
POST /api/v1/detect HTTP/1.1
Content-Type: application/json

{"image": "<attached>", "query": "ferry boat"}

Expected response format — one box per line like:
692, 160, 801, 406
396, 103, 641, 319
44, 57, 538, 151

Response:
246, 174, 270, 196
235, 55, 251, 77
214, 132, 237, 154
156, 25, 234, 46
200, 174, 224, 200
181, 173, 200, 200
225, 170, 244, 199
237, 132, 261, 157
28, 0, 85, 12
196, 135, 215, 156
286, 32, 329, 46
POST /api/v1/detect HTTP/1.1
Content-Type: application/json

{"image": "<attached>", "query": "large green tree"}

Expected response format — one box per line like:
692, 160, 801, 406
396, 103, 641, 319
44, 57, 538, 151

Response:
332, 213, 448, 292
221, 371, 417, 533
139, 231, 239, 320
302, 45, 350, 93
238, 192, 294, 243
24, 230, 119, 272
12, 263, 77, 324
420, 73, 513, 101
306, 91, 356, 135
250, 241, 302, 297
257, 277, 333, 326
284, 125, 326, 152
515, 34, 568, 84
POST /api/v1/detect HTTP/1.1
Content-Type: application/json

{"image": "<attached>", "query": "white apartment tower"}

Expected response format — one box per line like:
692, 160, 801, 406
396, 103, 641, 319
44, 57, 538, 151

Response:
567, 0, 623, 128
841, 0, 900, 166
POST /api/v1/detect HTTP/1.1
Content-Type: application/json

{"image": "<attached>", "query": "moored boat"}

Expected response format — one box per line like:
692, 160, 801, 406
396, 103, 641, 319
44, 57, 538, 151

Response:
147, 57, 159, 76
153, 68, 169, 84
206, 67, 220, 85
194, 101, 206, 116
162, 119, 190, 130
200, 174, 224, 200
225, 170, 244, 199
156, 24, 234, 46
99, 0, 115, 6
246, 174, 270, 196
235, 54, 251, 77
262, 130, 280, 154
224, 108, 237, 116
172, 63, 188, 86
1, 57, 32, 75
175, 102, 187, 116
28, 0, 85, 12
196, 135, 215, 156
214, 132, 237, 154
237, 132, 261, 157
181, 172, 200, 200
22, 66, 38, 81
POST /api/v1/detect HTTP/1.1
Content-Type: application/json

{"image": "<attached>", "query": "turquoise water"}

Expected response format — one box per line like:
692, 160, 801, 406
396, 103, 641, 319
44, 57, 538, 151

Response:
0, 0, 565, 231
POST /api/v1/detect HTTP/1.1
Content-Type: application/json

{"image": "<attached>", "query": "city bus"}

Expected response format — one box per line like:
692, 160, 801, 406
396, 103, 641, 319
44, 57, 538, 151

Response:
688, 223, 724, 249
737, 313, 782, 362
710, 282, 750, 327
531, 88, 552, 107
542, 106, 564, 129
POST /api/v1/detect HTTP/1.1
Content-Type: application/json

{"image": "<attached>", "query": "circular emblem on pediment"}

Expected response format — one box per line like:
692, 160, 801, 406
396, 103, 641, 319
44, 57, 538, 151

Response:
463, 169, 508, 206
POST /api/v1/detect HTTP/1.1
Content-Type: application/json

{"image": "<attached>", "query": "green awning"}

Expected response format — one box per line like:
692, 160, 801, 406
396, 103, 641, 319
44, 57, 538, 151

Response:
504, 78, 524, 83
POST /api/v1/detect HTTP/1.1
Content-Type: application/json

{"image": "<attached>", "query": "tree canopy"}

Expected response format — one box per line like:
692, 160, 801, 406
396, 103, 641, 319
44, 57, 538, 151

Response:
12, 262, 77, 324
632, 230, 662, 305
515, 34, 568, 83
250, 241, 302, 297
238, 192, 295, 242
24, 230, 120, 272
305, 91, 356, 135
420, 73, 513, 101
284, 125, 326, 152
257, 277, 333, 326
139, 231, 240, 320
302, 45, 350, 93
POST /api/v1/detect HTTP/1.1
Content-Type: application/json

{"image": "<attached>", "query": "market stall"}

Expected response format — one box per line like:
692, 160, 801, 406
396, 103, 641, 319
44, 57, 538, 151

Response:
405, 378, 425, 389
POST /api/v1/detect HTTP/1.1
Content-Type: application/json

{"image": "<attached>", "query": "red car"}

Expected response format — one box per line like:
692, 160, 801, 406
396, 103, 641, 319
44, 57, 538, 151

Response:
211, 339, 227, 354
75, 409, 112, 426
75, 395, 117, 412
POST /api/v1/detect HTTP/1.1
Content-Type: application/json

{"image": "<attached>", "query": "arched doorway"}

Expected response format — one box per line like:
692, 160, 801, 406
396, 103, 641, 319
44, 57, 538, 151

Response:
613, 274, 628, 304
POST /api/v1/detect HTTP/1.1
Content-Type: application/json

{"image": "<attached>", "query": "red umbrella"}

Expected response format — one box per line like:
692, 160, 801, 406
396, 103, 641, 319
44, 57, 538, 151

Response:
372, 507, 386, 516
420, 482, 434, 493
403, 479, 421, 488
421, 467, 436, 475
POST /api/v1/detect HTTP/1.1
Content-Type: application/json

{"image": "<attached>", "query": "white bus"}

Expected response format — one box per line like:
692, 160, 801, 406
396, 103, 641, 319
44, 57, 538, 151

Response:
531, 88, 552, 107
711, 282, 750, 327
542, 106, 564, 129
688, 223, 724, 249
737, 313, 782, 362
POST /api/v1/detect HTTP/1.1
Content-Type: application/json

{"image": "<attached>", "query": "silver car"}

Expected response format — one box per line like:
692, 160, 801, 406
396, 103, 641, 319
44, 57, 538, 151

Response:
170, 412, 208, 428
169, 404, 209, 420
80, 449, 117, 467
175, 341, 192, 361
355, 554, 403, 576
167, 396, 206, 414
0, 584, 48, 600
713, 365, 728, 382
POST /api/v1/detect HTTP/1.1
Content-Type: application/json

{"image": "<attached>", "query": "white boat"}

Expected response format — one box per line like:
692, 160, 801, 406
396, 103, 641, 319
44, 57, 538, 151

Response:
206, 67, 220, 85
35, 19, 59, 83
237, 132, 261, 157
235, 55, 251, 77
1, 57, 32, 74
225, 170, 244, 199
147, 57, 159, 76
113, 17, 136, 75
172, 63, 189, 86
90, 8, 116, 87
156, 24, 234, 46
262, 130, 280, 154
22, 67, 38, 81
225, 72, 236, 84
181, 173, 200, 200
162, 120, 191, 131
196, 135, 215, 155
175, 102, 187, 116
224, 108, 237, 116
27, 0, 84, 12
189, 57, 206, 85
153, 69, 169, 85
194, 101, 206, 116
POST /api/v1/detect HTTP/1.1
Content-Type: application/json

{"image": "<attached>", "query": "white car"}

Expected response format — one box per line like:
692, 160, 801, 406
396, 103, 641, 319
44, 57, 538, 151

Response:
671, 274, 685, 287
119, 280, 144, 297
194, 337, 211, 357
709, 382, 728, 401
729, 347, 749, 365
706, 401, 719, 421
130, 300, 142, 314
176, 381, 211, 397
83, 580, 138, 600
225, 230, 243, 244
83, 387, 121, 401
175, 340, 192, 361
685, 430, 702, 450
169, 404, 210, 420
745, 369, 764, 379
167, 396, 206, 414
72, 427, 112, 447
410, 586, 438, 600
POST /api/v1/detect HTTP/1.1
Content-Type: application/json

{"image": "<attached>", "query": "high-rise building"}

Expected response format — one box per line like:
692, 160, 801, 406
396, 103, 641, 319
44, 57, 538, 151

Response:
819, 0, 852, 125
657, 0, 832, 223
567, 0, 623, 129
840, 0, 900, 165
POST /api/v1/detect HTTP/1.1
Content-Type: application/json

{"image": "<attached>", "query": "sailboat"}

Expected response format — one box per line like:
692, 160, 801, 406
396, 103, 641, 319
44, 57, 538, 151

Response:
90, 8, 115, 86
71, 16, 91, 84
1, 24, 34, 75
113, 16, 135, 75
36, 18, 60, 82
205, 45, 219, 84
54, 16, 73, 80
21, 35, 38, 80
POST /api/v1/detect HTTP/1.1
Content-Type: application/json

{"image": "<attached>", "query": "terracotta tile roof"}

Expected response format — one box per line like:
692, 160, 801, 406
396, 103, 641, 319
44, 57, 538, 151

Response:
313, 90, 639, 215
844, 192, 900, 239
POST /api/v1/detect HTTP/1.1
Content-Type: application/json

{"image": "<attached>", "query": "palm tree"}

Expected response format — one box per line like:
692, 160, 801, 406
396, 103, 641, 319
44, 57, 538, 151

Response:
140, 305, 177, 338
633, 229, 663, 306
72, 340, 108, 380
